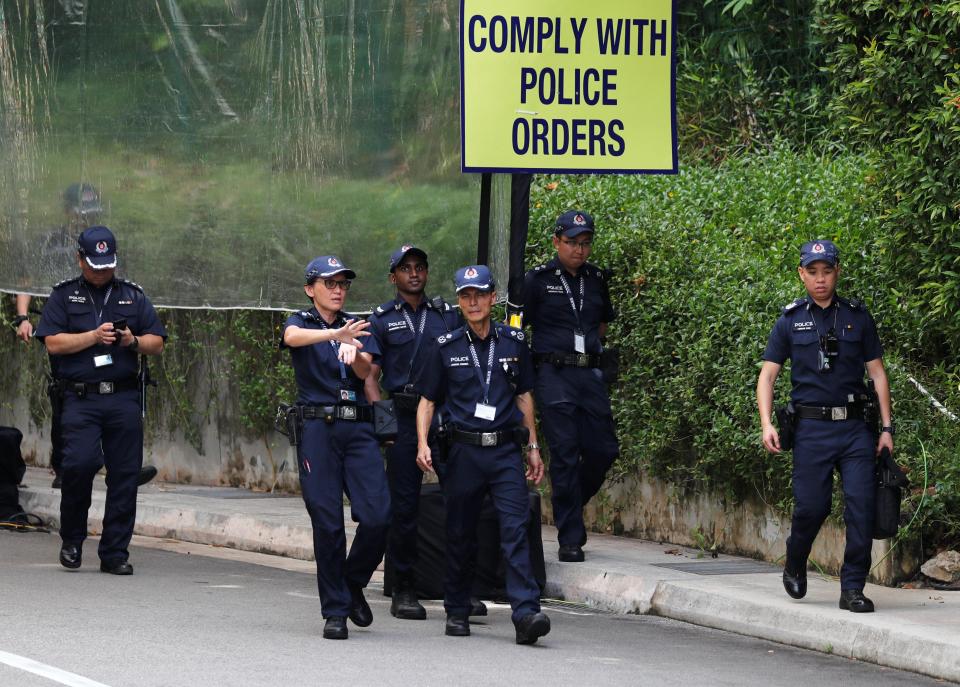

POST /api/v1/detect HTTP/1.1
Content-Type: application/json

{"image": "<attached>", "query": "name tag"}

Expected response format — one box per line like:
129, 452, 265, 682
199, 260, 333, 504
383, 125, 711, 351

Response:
474, 403, 496, 421
574, 332, 586, 354
93, 354, 113, 368
340, 389, 357, 403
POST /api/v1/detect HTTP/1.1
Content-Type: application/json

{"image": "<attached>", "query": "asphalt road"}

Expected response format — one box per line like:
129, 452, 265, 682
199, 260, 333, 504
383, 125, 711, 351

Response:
0, 532, 945, 687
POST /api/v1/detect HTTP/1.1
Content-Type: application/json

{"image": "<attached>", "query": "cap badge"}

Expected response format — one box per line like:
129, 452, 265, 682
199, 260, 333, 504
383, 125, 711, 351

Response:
465, 267, 478, 279
328, 257, 340, 266
574, 214, 586, 225
401, 244, 412, 252
813, 243, 825, 253
95, 241, 109, 254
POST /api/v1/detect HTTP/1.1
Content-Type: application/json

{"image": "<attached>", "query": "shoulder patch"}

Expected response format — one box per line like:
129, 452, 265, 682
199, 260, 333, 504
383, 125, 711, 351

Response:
782, 298, 806, 314
53, 276, 80, 290
437, 329, 463, 346
840, 295, 865, 311
120, 279, 144, 293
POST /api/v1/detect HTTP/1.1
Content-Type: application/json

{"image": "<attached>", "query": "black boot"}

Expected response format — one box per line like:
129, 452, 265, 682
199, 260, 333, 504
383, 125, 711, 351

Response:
323, 616, 348, 640
445, 614, 470, 637
390, 578, 427, 620
839, 589, 875, 613
515, 612, 551, 645
469, 597, 487, 617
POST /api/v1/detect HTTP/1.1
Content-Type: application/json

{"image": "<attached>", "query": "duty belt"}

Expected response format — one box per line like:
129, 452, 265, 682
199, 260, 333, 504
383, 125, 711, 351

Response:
450, 426, 527, 447
301, 404, 373, 422
795, 404, 864, 421
533, 352, 601, 368
64, 378, 138, 395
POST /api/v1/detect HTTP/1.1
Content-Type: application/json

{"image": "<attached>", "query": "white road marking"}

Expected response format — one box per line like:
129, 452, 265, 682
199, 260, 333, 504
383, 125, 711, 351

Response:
0, 650, 113, 687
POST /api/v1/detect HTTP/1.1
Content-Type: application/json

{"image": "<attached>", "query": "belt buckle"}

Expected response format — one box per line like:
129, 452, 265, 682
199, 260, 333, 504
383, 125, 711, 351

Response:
340, 406, 357, 421
831, 406, 847, 421
480, 432, 497, 447
98, 382, 114, 394
577, 354, 590, 367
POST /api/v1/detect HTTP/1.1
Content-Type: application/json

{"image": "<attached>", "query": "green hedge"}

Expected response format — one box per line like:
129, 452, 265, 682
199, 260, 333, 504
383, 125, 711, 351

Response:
527, 147, 960, 551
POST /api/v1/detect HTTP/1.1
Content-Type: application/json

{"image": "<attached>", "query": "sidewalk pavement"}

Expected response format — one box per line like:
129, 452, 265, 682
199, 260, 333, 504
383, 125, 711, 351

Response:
15, 466, 960, 684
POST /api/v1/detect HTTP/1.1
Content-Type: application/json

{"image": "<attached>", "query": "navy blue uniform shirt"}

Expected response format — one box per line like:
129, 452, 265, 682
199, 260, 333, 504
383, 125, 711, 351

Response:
521, 257, 615, 354
368, 295, 460, 392
282, 308, 382, 406
762, 295, 883, 406
415, 323, 534, 432
36, 276, 167, 382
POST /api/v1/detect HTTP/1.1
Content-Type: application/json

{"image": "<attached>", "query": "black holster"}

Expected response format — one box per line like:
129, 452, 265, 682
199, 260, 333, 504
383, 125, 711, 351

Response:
274, 403, 302, 447
775, 403, 796, 451
432, 417, 451, 464
47, 376, 64, 413
599, 347, 620, 385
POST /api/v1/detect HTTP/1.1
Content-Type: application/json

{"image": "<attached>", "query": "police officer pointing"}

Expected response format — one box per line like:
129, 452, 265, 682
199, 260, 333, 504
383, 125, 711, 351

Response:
521, 210, 618, 563
282, 256, 391, 640
365, 245, 460, 620
415, 265, 550, 645
36, 226, 167, 575
757, 240, 894, 613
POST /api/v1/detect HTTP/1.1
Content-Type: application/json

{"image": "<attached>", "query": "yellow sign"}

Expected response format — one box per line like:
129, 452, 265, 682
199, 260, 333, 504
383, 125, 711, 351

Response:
460, 0, 677, 174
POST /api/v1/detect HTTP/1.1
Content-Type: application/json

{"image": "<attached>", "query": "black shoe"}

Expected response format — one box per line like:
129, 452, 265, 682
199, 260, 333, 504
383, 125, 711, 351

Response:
782, 568, 807, 599
51, 474, 62, 489
348, 587, 373, 627
445, 614, 470, 637
558, 545, 585, 562
59, 544, 81, 569
469, 597, 487, 617
137, 465, 158, 486
100, 559, 133, 575
323, 616, 348, 640
515, 612, 551, 645
390, 588, 427, 620
839, 589, 875, 613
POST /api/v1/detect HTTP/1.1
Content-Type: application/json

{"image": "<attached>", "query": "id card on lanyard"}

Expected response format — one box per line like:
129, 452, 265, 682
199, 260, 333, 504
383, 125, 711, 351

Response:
468, 336, 497, 421
559, 272, 586, 353
86, 283, 115, 368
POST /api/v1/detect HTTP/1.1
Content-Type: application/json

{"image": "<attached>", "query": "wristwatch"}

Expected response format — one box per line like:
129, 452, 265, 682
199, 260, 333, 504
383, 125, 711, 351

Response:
13, 315, 28, 326
129, 336, 140, 352
881, 425, 895, 435
527, 442, 540, 451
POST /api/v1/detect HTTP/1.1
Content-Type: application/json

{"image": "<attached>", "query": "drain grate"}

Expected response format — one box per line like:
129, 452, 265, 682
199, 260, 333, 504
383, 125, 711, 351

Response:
651, 560, 780, 575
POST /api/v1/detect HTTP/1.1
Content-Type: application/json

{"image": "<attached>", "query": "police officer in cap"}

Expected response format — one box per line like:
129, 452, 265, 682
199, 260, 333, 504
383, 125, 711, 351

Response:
282, 256, 391, 640
521, 210, 618, 563
415, 265, 551, 645
757, 240, 894, 613
36, 226, 167, 575
365, 244, 460, 620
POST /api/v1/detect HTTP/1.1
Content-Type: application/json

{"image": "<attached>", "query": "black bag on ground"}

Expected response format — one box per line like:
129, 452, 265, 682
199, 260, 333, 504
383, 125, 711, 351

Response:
873, 447, 909, 540
0, 426, 26, 520
384, 482, 546, 600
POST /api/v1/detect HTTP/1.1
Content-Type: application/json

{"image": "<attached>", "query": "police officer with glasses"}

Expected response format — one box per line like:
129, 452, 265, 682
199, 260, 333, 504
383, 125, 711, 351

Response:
521, 210, 618, 563
365, 244, 461, 620
282, 256, 391, 639
415, 265, 550, 645
757, 240, 894, 613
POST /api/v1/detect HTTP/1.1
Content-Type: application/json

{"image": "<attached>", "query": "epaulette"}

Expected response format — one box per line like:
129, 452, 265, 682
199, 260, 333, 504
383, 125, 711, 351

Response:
497, 323, 526, 342
436, 329, 464, 347
52, 276, 81, 290
839, 295, 865, 311
118, 278, 144, 293
372, 299, 396, 317
782, 297, 807, 314
429, 296, 452, 311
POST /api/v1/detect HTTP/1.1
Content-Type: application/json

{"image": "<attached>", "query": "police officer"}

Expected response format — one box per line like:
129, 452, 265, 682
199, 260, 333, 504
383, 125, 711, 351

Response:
282, 255, 391, 640
521, 210, 618, 563
35, 226, 167, 575
415, 265, 551, 645
365, 244, 460, 620
757, 240, 894, 613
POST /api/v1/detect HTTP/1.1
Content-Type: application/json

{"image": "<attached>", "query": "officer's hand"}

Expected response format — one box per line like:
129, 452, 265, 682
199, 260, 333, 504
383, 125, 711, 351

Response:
416, 445, 434, 473
761, 425, 781, 453
335, 319, 371, 348
95, 322, 118, 346
16, 320, 33, 343
876, 432, 894, 457
338, 342, 357, 366
525, 448, 544, 485
116, 326, 135, 347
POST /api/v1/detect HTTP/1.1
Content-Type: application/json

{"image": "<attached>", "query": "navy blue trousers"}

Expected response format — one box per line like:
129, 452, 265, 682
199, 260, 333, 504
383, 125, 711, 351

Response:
443, 442, 540, 623
535, 365, 619, 548
59, 389, 142, 564
298, 418, 390, 618
385, 411, 429, 579
788, 418, 876, 590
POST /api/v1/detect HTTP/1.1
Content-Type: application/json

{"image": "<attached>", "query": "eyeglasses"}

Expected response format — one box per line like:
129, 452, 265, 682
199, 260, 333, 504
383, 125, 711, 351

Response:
396, 264, 427, 274
320, 279, 352, 291
561, 239, 593, 250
